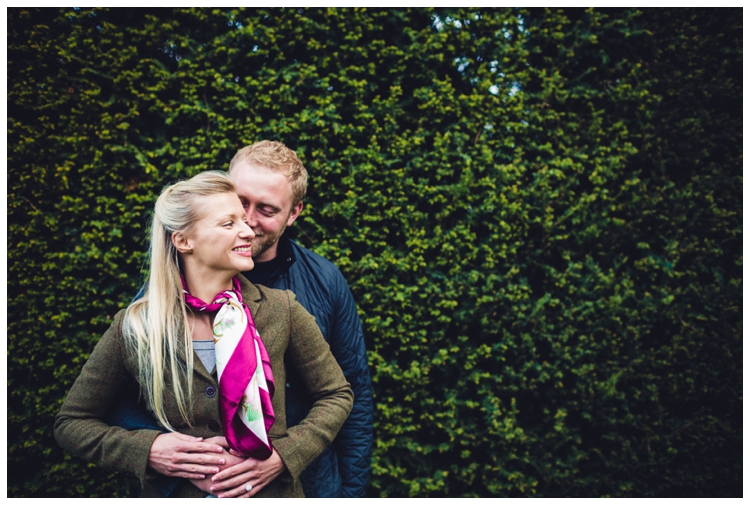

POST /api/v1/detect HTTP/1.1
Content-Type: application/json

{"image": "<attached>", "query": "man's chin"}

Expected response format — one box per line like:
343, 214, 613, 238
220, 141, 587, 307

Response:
252, 242, 272, 262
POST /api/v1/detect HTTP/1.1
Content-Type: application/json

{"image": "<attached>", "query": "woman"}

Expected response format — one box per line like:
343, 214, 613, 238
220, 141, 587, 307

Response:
54, 171, 353, 497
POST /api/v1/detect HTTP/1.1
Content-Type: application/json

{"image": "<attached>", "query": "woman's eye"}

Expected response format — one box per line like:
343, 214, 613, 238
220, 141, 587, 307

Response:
223, 222, 233, 228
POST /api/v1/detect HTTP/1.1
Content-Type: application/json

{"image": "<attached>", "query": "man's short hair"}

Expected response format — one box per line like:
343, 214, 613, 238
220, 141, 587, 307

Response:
228, 140, 308, 206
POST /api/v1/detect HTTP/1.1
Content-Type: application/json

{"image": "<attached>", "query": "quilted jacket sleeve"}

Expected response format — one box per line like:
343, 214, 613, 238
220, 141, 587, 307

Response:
327, 269, 374, 497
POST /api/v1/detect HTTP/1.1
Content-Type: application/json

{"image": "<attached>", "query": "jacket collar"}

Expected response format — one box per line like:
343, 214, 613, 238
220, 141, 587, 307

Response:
275, 233, 297, 266
243, 233, 297, 285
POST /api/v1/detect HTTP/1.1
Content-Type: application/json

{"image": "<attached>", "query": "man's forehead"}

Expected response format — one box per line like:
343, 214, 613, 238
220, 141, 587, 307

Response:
230, 162, 288, 180
230, 163, 294, 200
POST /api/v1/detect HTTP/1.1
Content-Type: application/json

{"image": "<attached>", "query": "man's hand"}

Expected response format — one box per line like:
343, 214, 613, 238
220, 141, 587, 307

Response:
208, 448, 286, 498
147, 432, 227, 480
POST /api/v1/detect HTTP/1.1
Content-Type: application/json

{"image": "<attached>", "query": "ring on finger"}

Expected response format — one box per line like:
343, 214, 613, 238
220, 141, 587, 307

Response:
245, 483, 253, 492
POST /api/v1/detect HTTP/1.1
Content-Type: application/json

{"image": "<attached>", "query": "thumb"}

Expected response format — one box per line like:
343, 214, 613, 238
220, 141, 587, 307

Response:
205, 436, 230, 448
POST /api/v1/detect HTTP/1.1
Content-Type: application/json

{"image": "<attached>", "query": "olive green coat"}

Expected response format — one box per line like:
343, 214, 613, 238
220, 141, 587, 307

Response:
54, 277, 354, 497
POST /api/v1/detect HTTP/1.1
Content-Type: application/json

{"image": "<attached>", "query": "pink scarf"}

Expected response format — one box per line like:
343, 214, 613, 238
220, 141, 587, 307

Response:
182, 276, 275, 459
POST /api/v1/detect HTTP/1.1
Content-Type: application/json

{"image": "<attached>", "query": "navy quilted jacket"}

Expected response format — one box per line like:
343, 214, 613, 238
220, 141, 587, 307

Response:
245, 235, 373, 498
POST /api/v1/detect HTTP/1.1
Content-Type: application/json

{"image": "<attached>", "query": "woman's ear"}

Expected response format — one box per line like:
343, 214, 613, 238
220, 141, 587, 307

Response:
172, 231, 193, 255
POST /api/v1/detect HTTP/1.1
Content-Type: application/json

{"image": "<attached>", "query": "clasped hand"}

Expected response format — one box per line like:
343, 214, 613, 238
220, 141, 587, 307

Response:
147, 432, 226, 479
148, 433, 284, 497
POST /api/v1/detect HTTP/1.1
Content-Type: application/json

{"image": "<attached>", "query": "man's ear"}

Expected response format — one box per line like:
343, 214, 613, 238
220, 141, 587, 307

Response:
172, 231, 193, 255
286, 201, 304, 227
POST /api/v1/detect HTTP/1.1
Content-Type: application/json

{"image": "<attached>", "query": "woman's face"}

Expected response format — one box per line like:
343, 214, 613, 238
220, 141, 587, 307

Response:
178, 192, 256, 275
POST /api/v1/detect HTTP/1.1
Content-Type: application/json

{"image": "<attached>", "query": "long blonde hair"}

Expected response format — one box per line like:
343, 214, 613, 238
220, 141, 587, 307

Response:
123, 171, 236, 430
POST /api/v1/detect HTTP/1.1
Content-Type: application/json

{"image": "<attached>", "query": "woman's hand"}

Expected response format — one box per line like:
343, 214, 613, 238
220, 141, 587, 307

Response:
147, 432, 226, 479
208, 448, 286, 498
189, 438, 246, 494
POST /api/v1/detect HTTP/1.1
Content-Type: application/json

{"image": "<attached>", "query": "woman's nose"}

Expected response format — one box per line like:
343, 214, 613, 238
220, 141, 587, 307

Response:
240, 222, 255, 239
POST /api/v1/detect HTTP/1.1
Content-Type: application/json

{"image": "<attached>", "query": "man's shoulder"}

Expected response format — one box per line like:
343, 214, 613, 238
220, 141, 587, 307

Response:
288, 240, 345, 280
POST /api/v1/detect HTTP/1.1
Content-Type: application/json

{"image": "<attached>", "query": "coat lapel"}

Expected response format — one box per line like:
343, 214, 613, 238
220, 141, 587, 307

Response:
238, 274, 262, 319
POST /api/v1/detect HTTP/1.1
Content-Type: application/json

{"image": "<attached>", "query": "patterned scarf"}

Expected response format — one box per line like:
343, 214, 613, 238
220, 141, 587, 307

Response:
181, 276, 275, 459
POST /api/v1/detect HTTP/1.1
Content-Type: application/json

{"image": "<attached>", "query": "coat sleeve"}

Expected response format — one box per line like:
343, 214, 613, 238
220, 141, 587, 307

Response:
271, 292, 354, 481
327, 270, 374, 497
54, 311, 161, 489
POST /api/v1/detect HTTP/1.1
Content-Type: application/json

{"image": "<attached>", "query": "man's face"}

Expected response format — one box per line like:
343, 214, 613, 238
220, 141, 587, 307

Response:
229, 162, 303, 263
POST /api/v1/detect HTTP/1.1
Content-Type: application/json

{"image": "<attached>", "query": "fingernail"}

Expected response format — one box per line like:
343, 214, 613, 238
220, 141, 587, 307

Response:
218, 459, 225, 465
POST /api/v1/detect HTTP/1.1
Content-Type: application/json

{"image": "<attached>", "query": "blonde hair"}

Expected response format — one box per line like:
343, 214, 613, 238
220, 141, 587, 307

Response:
123, 171, 235, 430
228, 140, 308, 206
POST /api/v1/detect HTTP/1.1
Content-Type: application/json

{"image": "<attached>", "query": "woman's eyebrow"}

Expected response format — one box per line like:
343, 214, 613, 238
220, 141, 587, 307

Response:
213, 212, 243, 223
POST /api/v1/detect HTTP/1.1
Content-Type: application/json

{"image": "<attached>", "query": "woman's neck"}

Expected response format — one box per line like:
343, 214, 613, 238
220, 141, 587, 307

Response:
182, 267, 235, 303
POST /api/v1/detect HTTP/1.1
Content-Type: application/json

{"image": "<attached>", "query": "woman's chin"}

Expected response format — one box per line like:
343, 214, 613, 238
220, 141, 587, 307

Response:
240, 258, 255, 272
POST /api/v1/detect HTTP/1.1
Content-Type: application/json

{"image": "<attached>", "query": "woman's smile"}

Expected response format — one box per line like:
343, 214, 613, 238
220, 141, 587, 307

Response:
233, 245, 253, 257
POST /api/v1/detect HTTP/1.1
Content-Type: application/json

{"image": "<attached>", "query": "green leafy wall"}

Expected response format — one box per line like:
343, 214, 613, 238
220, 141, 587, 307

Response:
8, 7, 742, 497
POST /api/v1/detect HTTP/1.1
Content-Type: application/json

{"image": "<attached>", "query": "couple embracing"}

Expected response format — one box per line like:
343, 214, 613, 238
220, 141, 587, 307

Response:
55, 141, 373, 498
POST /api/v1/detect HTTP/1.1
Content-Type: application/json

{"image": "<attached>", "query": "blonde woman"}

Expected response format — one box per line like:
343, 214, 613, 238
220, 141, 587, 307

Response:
55, 171, 353, 497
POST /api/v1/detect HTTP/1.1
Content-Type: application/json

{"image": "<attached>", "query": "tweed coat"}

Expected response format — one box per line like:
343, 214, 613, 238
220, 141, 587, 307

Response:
54, 276, 354, 498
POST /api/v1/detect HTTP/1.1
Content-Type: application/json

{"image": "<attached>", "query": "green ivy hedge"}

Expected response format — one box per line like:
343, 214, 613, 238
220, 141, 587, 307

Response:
8, 7, 742, 497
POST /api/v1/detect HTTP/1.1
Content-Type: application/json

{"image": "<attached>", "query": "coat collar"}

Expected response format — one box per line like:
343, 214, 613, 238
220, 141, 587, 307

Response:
237, 274, 261, 317
242, 233, 297, 285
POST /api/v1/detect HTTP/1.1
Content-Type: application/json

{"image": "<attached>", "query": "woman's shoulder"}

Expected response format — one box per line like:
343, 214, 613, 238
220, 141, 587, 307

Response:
79, 307, 134, 371
103, 308, 129, 338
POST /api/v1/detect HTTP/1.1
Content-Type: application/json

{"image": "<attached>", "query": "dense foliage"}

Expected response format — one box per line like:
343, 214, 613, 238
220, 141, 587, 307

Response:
8, 7, 741, 497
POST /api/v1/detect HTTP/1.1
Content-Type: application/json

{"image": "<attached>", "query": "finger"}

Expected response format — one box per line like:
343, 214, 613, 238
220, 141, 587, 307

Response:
171, 463, 221, 476
211, 470, 250, 486
213, 460, 257, 481
172, 453, 227, 466
219, 478, 268, 498
174, 441, 225, 454
172, 433, 204, 442
172, 471, 206, 480
203, 436, 229, 448
210, 471, 256, 493
216, 483, 255, 498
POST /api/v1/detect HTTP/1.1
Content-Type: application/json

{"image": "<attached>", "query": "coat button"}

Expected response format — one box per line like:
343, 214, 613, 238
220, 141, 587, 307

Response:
208, 420, 221, 432
205, 386, 217, 398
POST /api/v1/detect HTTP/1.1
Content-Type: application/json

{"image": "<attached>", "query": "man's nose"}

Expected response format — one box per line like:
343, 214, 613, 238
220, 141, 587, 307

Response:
245, 208, 259, 227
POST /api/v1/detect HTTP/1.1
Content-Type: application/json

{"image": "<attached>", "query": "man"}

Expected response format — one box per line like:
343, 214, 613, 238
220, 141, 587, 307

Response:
111, 141, 373, 498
